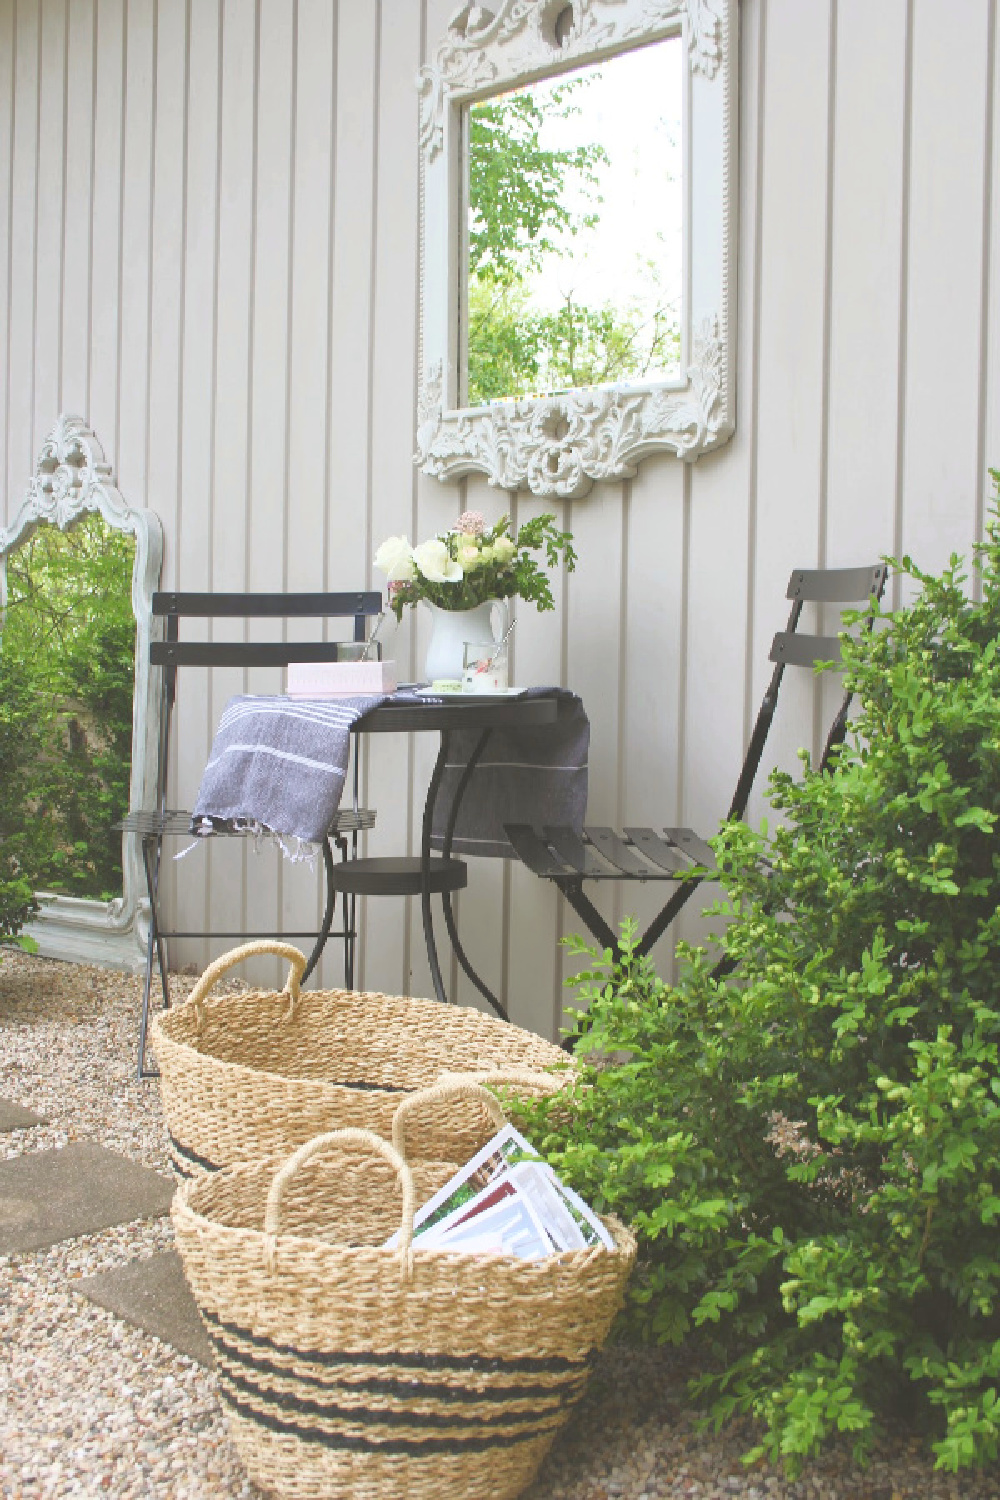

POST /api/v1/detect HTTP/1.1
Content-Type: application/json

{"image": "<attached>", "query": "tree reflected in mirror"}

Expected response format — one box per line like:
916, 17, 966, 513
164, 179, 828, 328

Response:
0, 514, 136, 901
465, 34, 682, 406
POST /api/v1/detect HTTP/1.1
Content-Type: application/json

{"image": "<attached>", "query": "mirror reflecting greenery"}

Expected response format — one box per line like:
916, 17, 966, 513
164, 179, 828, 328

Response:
464, 33, 682, 407
0, 514, 136, 902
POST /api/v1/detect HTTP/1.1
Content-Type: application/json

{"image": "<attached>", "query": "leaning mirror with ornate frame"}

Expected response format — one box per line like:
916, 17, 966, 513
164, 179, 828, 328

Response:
0, 416, 162, 969
416, 0, 738, 499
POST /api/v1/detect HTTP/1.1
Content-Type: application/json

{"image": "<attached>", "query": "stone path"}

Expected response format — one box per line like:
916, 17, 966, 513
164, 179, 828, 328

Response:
0, 1098, 211, 1365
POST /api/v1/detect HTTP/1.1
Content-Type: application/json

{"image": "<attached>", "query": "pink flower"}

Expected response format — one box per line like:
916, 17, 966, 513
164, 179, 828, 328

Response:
456, 510, 486, 536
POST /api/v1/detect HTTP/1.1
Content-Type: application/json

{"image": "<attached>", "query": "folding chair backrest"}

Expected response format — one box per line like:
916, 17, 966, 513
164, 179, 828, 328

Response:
149, 590, 383, 814
727, 564, 887, 821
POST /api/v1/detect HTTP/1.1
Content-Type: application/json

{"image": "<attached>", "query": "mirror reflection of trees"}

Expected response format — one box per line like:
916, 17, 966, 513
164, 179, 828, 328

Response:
465, 38, 682, 406
0, 515, 136, 904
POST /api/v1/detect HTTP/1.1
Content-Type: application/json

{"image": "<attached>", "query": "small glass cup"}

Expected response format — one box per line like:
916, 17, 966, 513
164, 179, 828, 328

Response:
462, 640, 508, 693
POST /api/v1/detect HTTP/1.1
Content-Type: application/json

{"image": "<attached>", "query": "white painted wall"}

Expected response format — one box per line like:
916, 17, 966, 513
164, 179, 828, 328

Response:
1, 0, 997, 1039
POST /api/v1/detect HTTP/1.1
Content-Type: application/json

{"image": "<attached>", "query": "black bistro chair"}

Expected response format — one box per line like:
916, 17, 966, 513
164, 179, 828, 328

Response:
116, 590, 382, 1078
505, 564, 888, 964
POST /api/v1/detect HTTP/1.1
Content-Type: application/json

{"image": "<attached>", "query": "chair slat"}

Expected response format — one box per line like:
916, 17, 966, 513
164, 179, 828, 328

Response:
662, 827, 717, 870
544, 825, 613, 878
768, 631, 843, 669
504, 824, 567, 878
153, 591, 381, 618
622, 826, 690, 875
586, 826, 661, 878
151, 641, 366, 668
786, 565, 887, 604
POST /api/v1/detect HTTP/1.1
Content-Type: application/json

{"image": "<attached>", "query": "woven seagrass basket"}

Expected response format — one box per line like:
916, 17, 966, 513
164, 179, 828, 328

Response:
173, 1077, 635, 1500
152, 940, 573, 1178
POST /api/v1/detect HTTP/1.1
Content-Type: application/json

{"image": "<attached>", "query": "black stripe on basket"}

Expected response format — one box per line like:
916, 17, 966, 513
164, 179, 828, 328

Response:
202, 1308, 589, 1377
169, 1133, 221, 1174
215, 1344, 581, 1410
210, 1329, 585, 1407
221, 1381, 563, 1454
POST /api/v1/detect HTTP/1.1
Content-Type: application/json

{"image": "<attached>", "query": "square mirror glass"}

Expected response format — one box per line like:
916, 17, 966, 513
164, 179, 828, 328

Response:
464, 34, 683, 406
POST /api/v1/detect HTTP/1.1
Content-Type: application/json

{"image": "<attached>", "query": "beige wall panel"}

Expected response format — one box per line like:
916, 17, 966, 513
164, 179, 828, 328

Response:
144, 0, 187, 956
170, 0, 222, 971
0, 4, 13, 508
673, 0, 764, 965
745, 0, 832, 829
33, 0, 65, 439
326, 3, 385, 990
504, 491, 569, 1036
900, 0, 991, 576
367, 0, 429, 1001
246, 0, 297, 989
147, 0, 187, 573
824, 0, 907, 574
206, 0, 258, 956
61, 0, 95, 420
7, 0, 40, 505
617, 457, 687, 983
447, 478, 513, 1015
88, 0, 125, 461
117, 0, 155, 499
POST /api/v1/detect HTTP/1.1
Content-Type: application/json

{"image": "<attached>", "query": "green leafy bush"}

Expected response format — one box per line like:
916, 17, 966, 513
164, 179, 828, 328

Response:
524, 482, 1000, 1473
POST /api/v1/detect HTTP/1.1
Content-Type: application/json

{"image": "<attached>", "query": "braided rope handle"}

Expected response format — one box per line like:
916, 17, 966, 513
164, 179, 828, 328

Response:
263, 1126, 415, 1276
185, 941, 307, 1030
390, 1069, 564, 1163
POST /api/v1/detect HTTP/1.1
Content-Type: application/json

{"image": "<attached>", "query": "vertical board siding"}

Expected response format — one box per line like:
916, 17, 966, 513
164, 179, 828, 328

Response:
2, 0, 998, 1035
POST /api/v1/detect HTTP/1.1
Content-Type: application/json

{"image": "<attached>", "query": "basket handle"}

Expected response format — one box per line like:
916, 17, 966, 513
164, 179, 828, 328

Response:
390, 1069, 563, 1164
263, 1127, 416, 1276
185, 941, 307, 1029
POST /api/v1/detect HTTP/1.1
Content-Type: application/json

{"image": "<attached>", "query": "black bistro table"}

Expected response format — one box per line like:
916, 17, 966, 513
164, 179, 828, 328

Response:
349, 689, 561, 1015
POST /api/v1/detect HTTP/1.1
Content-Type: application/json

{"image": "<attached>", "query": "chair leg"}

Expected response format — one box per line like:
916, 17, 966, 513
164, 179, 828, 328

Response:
303, 835, 338, 985
137, 835, 167, 1081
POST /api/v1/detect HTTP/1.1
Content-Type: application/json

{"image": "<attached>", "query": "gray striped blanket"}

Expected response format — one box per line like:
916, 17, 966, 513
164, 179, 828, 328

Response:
191, 689, 588, 858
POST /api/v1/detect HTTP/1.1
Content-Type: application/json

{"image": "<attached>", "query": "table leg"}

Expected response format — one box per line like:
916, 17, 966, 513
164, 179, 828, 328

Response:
419, 726, 507, 1016
440, 729, 507, 1018
420, 731, 451, 1003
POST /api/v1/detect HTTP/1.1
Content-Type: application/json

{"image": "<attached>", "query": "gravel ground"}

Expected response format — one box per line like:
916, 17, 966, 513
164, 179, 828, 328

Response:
2, 948, 1000, 1499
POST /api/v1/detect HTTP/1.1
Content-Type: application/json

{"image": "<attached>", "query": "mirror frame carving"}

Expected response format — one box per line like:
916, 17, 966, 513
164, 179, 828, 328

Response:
416, 0, 738, 500
0, 415, 163, 970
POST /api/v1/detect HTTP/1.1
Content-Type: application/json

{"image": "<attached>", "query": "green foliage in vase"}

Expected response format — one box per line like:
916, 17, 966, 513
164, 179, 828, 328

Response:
0, 515, 136, 903
519, 477, 1000, 1474
375, 511, 576, 621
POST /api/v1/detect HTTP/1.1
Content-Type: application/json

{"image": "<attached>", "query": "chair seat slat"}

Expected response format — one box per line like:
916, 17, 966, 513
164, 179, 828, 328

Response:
504, 824, 567, 878
662, 827, 717, 870
621, 827, 690, 875
544, 825, 613, 878
585, 826, 660, 878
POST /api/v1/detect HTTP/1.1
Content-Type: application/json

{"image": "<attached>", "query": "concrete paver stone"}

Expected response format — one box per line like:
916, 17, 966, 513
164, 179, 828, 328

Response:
0, 1095, 48, 1131
75, 1249, 214, 1367
0, 1141, 174, 1253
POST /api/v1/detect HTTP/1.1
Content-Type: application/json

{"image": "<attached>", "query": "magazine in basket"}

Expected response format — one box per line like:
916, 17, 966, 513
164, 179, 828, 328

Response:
386, 1124, 614, 1259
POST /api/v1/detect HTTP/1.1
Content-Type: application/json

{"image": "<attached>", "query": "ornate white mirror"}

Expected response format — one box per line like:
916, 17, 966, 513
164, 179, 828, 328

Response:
0, 416, 162, 969
416, 0, 738, 500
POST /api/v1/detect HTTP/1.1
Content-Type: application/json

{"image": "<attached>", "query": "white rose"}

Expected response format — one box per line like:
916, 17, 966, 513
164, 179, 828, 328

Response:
374, 535, 416, 582
413, 537, 463, 584
457, 543, 485, 572
492, 535, 516, 564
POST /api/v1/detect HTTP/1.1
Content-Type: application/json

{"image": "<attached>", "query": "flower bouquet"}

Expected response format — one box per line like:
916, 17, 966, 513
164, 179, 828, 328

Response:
374, 512, 576, 621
